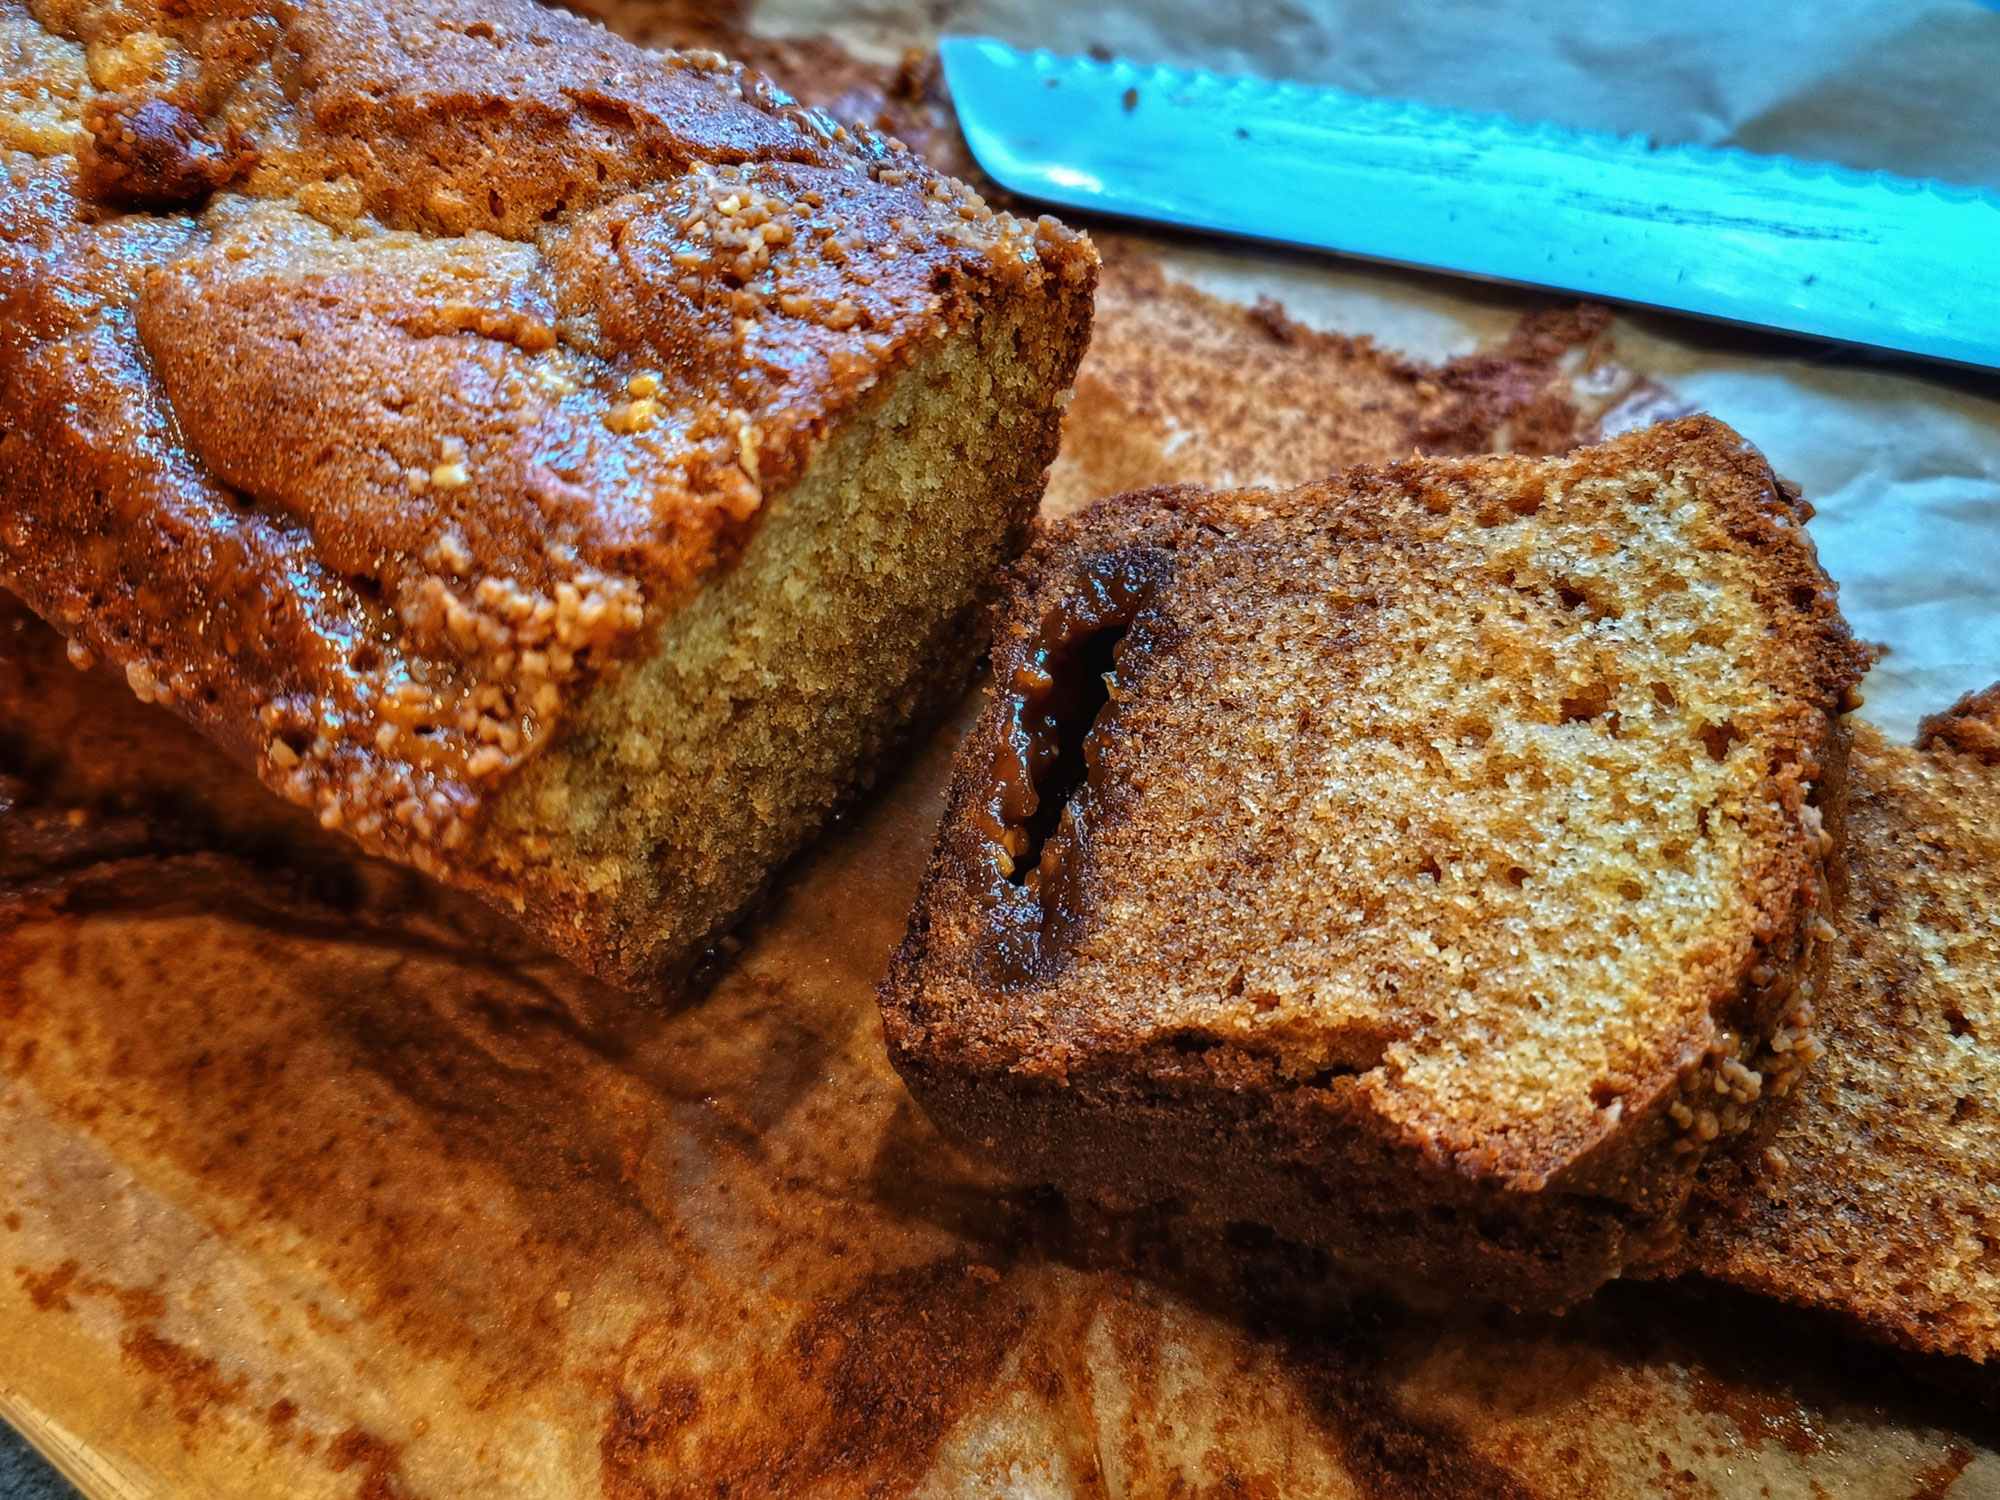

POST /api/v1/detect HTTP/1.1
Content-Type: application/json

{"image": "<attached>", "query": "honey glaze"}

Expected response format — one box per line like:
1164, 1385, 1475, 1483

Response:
975, 548, 1174, 982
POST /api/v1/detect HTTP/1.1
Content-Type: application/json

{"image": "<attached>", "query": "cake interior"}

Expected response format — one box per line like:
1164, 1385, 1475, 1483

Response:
486, 302, 1072, 985
986, 448, 1835, 1184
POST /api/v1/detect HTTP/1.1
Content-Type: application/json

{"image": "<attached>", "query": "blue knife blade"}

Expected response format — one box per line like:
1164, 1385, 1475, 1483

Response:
940, 37, 2000, 371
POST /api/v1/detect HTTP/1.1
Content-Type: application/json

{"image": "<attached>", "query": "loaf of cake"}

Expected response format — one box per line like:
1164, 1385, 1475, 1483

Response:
0, 0, 1095, 988
881, 417, 1868, 1309
1672, 688, 2000, 1367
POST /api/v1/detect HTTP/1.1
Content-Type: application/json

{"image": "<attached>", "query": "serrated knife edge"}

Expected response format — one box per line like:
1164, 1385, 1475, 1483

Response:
941, 37, 2000, 370
954, 40, 2000, 208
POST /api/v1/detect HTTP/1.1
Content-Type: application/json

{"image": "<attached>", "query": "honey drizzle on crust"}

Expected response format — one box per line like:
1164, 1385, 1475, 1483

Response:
0, 0, 1092, 875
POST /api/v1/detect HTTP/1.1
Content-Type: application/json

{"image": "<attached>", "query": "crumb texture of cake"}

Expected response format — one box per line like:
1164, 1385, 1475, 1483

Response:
883, 417, 1867, 1307
1679, 691, 2000, 1366
0, 0, 1095, 984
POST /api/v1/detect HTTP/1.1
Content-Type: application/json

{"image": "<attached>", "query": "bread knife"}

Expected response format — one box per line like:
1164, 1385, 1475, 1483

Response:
939, 37, 2000, 371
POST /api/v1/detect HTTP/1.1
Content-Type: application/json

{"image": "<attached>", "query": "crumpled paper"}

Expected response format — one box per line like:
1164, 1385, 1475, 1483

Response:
760, 0, 2000, 738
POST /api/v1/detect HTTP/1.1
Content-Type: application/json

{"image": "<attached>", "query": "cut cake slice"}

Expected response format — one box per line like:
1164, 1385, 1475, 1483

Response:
1673, 688, 2000, 1367
881, 416, 1868, 1308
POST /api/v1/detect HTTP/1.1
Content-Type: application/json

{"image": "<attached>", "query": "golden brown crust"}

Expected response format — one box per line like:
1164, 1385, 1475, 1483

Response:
882, 417, 1867, 1308
0, 0, 1092, 890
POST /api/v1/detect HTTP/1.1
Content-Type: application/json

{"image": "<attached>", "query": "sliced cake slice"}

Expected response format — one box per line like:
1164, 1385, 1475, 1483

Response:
1672, 688, 2000, 1367
881, 416, 1867, 1309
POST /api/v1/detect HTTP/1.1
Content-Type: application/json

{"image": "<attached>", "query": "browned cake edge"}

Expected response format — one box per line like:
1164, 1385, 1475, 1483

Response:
1664, 689, 2000, 1371
881, 417, 1866, 1308
1918, 681, 2000, 766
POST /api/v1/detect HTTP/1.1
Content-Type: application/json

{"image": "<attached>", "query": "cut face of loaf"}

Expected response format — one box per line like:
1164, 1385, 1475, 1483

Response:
0, 0, 1095, 988
882, 417, 1868, 1309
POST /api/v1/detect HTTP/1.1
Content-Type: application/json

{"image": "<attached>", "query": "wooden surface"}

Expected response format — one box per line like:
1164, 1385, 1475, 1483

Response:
0, 1392, 141, 1500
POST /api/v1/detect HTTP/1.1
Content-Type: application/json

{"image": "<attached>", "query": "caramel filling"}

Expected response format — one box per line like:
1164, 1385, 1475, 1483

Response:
977, 549, 1171, 983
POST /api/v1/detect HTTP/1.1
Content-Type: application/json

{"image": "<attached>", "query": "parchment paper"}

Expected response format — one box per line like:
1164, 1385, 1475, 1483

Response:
7, 3, 2000, 1498
760, 0, 2000, 740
